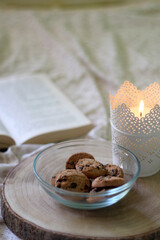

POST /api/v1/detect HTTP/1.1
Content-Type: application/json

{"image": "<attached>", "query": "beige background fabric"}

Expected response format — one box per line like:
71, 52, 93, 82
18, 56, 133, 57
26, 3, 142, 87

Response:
0, 0, 160, 239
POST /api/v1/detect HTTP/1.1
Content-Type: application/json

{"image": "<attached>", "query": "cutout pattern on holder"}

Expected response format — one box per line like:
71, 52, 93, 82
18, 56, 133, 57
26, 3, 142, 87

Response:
111, 103, 160, 135
110, 81, 160, 177
110, 81, 160, 109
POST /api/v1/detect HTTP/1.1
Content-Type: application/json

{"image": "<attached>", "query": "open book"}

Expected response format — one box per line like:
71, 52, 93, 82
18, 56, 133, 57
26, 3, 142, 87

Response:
0, 75, 93, 149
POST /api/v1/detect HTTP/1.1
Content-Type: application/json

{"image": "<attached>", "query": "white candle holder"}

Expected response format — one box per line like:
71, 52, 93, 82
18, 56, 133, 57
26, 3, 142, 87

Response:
110, 81, 160, 177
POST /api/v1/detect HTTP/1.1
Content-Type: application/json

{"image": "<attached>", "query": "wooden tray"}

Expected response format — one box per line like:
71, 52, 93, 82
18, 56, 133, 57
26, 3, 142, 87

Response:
1, 155, 160, 240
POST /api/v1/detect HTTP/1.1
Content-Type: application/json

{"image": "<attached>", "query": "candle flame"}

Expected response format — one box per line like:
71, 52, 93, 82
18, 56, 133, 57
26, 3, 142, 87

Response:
139, 100, 144, 117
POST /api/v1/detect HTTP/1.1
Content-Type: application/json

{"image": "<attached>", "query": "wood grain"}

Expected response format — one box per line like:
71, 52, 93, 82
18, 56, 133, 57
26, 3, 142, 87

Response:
1, 155, 160, 240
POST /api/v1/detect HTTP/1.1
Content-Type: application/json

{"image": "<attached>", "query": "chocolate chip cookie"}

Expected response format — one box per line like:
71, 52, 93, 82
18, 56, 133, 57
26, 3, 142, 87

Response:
76, 158, 107, 179
53, 169, 91, 192
66, 152, 95, 169
106, 164, 124, 178
92, 176, 125, 188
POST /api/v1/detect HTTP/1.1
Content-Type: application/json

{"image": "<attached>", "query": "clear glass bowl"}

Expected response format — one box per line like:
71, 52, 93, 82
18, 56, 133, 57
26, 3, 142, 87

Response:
33, 139, 140, 210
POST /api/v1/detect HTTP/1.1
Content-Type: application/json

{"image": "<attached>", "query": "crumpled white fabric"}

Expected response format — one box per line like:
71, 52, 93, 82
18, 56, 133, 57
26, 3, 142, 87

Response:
0, 0, 160, 239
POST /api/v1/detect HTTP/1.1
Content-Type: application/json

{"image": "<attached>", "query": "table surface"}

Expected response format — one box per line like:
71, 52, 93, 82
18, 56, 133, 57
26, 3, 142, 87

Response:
1, 154, 160, 240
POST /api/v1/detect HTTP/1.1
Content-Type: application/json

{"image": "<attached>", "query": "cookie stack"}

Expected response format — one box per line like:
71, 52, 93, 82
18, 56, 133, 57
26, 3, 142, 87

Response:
51, 152, 125, 195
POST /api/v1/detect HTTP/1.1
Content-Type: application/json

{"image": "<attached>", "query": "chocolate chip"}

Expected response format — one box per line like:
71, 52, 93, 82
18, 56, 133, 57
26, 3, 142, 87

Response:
106, 164, 111, 167
69, 161, 74, 165
84, 184, 89, 190
70, 183, 77, 188
111, 169, 117, 176
85, 164, 90, 167
97, 166, 100, 169
99, 163, 104, 167
56, 179, 62, 183
57, 183, 61, 188
79, 166, 83, 171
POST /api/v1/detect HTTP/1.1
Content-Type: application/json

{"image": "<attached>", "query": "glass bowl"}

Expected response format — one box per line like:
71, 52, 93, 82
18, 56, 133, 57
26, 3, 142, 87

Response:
33, 139, 140, 210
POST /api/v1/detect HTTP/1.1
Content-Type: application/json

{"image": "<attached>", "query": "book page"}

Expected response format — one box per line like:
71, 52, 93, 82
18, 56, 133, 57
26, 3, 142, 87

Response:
0, 119, 15, 148
0, 75, 92, 145
0, 119, 10, 136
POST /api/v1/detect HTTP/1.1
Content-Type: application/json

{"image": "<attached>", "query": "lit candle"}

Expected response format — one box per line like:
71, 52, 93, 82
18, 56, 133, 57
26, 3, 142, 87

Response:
110, 81, 160, 177
131, 100, 151, 118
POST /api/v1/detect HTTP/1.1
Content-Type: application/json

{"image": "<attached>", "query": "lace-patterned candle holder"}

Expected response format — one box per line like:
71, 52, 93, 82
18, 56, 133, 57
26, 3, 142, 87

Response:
110, 81, 160, 177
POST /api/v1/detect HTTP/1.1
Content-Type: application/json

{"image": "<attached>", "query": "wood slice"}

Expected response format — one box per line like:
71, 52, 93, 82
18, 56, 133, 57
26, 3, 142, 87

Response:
1, 155, 160, 240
